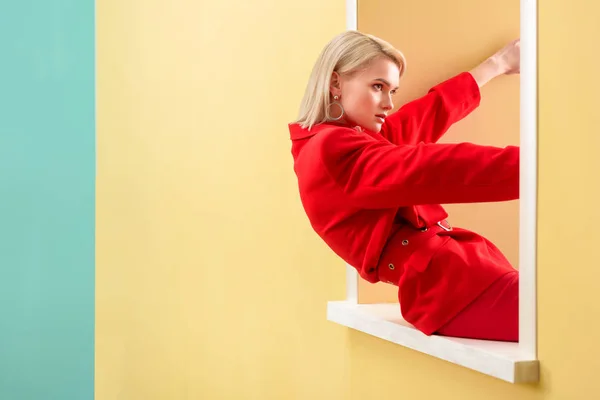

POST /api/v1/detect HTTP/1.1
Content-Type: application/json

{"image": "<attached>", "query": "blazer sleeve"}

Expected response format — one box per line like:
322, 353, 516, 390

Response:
319, 128, 519, 209
380, 72, 481, 145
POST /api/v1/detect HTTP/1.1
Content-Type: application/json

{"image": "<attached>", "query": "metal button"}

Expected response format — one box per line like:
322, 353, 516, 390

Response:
388, 263, 395, 270
402, 240, 409, 246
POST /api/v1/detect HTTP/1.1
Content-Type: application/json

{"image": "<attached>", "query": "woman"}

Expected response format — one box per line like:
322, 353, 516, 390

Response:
288, 30, 521, 341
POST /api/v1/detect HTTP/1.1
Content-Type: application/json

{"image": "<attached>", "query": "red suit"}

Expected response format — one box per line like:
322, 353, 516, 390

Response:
289, 72, 519, 340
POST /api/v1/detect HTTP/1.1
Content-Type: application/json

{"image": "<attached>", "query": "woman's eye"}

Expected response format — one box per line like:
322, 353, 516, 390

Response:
373, 84, 383, 90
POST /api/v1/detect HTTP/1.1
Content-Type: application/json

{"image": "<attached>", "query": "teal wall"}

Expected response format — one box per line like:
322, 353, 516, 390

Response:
0, 1, 95, 399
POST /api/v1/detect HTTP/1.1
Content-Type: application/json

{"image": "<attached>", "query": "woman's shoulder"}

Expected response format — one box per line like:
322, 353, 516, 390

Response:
288, 121, 360, 140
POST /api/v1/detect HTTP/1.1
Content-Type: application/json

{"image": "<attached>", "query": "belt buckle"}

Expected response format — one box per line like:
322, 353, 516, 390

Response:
437, 220, 452, 231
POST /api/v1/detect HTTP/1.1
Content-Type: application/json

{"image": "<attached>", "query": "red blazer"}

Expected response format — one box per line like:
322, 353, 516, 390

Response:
289, 72, 519, 334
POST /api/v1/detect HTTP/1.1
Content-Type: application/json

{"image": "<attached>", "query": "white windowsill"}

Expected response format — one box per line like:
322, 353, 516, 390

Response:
327, 301, 539, 383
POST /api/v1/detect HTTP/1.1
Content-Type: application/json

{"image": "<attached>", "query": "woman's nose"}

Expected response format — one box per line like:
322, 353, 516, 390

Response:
381, 98, 393, 110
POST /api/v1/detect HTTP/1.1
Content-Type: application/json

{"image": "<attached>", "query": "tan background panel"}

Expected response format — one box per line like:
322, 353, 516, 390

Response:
357, 0, 520, 303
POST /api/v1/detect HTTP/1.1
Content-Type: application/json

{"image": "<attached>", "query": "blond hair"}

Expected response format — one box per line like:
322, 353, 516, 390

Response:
293, 30, 407, 130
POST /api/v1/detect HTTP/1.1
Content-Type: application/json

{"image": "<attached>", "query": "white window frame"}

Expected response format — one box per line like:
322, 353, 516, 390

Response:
328, 0, 538, 383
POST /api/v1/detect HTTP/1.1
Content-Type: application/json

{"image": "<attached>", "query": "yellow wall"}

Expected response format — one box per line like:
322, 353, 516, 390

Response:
96, 0, 600, 399
96, 0, 350, 398
357, 0, 520, 303
537, 0, 600, 397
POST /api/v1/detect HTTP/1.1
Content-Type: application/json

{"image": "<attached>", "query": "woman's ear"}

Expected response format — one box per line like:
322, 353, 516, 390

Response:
329, 71, 342, 97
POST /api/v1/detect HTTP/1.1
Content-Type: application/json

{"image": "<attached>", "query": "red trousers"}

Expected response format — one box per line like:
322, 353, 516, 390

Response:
435, 270, 519, 342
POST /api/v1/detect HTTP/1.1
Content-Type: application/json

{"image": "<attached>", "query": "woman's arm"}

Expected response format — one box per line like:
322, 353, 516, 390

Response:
379, 72, 482, 145
380, 39, 521, 145
319, 128, 519, 209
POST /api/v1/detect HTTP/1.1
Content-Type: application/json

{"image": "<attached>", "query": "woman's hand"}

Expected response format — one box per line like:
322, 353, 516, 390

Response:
469, 38, 520, 88
492, 38, 521, 75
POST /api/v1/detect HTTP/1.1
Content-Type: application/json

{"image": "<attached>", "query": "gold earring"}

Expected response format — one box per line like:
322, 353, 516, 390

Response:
326, 95, 345, 121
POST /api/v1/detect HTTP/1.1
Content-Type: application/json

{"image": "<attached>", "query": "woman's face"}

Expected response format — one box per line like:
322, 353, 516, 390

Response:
330, 57, 400, 133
